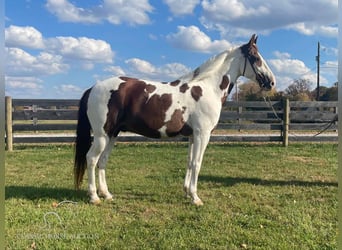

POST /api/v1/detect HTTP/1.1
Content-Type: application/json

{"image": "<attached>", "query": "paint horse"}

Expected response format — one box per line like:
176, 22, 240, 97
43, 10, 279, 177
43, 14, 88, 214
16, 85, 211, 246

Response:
74, 34, 275, 206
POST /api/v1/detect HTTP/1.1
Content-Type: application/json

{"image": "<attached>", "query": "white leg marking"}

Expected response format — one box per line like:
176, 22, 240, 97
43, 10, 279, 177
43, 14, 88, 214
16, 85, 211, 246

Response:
98, 138, 116, 201
86, 135, 108, 204
189, 131, 210, 206
184, 136, 193, 197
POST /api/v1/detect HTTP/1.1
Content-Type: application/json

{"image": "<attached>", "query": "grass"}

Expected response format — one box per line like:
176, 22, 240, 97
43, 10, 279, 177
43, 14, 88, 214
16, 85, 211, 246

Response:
5, 142, 337, 249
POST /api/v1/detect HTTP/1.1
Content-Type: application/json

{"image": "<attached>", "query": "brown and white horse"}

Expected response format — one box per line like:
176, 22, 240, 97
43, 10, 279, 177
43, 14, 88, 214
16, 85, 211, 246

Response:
74, 34, 275, 206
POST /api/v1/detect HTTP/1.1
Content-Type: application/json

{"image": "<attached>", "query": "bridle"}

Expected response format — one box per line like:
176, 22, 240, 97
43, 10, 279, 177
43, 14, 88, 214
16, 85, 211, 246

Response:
242, 51, 270, 89
228, 52, 259, 95
242, 52, 258, 78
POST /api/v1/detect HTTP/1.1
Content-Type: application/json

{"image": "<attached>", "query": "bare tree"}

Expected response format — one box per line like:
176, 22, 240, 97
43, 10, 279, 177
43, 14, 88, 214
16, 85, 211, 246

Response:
285, 79, 313, 101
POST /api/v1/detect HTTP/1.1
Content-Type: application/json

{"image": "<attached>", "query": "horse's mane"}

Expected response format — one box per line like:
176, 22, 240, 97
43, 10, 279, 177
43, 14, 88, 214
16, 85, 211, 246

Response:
178, 47, 237, 82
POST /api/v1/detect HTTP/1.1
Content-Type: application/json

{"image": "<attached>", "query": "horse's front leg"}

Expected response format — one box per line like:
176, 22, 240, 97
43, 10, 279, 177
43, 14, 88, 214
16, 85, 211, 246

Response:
184, 136, 194, 197
189, 131, 210, 206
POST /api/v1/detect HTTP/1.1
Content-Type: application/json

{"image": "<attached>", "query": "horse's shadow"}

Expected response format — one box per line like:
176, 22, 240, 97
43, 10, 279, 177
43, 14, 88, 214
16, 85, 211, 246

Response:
5, 176, 337, 202
200, 175, 337, 187
5, 185, 88, 201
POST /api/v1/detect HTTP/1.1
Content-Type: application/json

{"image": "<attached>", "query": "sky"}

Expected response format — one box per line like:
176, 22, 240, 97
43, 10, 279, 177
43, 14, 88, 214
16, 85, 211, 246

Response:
4, 0, 339, 99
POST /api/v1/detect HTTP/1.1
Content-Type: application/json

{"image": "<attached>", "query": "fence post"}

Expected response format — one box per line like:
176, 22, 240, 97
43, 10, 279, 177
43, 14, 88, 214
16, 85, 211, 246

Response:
282, 98, 289, 147
5, 96, 13, 151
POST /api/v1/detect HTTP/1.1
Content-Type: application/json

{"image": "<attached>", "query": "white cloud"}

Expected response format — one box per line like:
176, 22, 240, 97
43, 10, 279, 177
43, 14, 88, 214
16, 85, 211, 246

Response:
321, 60, 338, 80
46, 36, 114, 63
52, 84, 84, 98
126, 58, 156, 75
166, 25, 232, 53
268, 54, 325, 91
45, 0, 153, 25
288, 23, 337, 37
164, 0, 200, 16
202, 0, 269, 21
125, 58, 190, 80
200, 0, 338, 38
5, 48, 69, 76
4, 25, 116, 98
59, 84, 82, 92
5, 76, 43, 98
45, 0, 98, 23
6, 76, 42, 89
104, 66, 126, 76
5, 25, 44, 49
5, 25, 115, 77
273, 51, 291, 60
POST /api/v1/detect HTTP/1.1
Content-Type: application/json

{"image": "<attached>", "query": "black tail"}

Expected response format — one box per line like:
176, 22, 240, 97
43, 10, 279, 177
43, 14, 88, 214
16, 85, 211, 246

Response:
74, 88, 92, 190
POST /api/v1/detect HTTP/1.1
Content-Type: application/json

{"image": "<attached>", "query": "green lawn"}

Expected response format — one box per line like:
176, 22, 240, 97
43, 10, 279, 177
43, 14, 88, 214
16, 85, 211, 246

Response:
5, 142, 337, 249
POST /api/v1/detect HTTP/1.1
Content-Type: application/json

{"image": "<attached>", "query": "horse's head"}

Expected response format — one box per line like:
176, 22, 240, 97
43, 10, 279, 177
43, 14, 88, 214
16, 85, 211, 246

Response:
239, 34, 276, 91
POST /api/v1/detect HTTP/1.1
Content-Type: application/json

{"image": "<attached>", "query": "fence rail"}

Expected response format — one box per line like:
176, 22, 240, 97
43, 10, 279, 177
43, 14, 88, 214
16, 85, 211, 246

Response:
5, 97, 338, 150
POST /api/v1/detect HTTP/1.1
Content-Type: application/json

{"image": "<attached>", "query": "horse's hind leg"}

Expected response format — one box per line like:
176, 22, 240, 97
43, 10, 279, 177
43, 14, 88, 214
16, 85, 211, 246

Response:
87, 134, 108, 204
98, 137, 116, 201
184, 136, 194, 197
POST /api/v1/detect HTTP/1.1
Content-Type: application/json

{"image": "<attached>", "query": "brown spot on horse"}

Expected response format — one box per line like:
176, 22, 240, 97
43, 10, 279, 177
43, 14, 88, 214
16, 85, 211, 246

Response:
220, 75, 229, 90
104, 78, 173, 138
191, 86, 202, 101
179, 83, 189, 93
170, 80, 181, 86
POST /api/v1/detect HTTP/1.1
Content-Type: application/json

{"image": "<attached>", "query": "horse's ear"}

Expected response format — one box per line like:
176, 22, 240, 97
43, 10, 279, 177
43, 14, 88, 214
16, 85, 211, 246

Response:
249, 34, 258, 45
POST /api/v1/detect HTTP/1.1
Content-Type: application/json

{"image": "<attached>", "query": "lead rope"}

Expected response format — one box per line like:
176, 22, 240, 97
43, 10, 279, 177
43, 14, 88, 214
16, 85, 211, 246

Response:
262, 96, 338, 138
262, 96, 282, 122
312, 114, 338, 137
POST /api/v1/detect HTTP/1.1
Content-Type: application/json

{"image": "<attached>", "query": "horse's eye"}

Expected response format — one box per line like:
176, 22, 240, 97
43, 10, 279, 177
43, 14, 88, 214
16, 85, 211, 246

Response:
254, 57, 262, 66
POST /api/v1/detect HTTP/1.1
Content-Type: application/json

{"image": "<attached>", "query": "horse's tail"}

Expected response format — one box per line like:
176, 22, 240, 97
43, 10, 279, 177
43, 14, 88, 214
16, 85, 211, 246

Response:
74, 88, 92, 190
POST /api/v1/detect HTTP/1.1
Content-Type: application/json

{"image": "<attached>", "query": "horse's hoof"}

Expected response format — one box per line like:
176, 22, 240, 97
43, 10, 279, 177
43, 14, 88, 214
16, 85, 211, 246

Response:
104, 196, 114, 202
89, 198, 101, 205
192, 199, 204, 206
99, 191, 113, 201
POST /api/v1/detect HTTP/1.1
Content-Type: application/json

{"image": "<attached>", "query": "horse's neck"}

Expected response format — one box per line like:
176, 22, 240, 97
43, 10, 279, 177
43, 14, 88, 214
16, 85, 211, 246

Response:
179, 48, 240, 84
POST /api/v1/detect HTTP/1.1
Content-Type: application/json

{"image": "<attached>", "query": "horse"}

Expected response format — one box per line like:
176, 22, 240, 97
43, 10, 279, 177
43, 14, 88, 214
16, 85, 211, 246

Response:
74, 34, 275, 206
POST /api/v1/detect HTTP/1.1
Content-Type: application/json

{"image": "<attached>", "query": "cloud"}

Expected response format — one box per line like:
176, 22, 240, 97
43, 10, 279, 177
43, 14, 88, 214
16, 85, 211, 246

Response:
104, 66, 126, 76
126, 58, 156, 75
125, 58, 191, 80
50, 84, 84, 98
55, 84, 82, 93
46, 36, 114, 63
5, 25, 114, 76
5, 25, 115, 98
288, 23, 337, 37
268, 52, 325, 91
45, 0, 153, 25
164, 0, 200, 16
320, 60, 338, 81
45, 0, 98, 23
5, 25, 44, 49
5, 48, 69, 76
273, 51, 291, 60
270, 47, 337, 90
5, 76, 44, 98
200, 0, 338, 38
166, 25, 232, 53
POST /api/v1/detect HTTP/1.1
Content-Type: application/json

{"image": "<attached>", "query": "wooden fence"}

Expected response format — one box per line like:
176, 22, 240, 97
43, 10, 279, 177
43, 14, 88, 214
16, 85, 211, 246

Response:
5, 97, 338, 150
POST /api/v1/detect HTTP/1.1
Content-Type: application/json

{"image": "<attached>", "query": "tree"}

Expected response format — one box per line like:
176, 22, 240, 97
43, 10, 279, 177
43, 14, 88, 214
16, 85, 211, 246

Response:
233, 80, 278, 101
285, 79, 313, 101
319, 84, 338, 101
